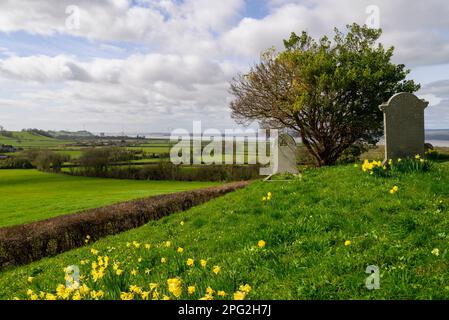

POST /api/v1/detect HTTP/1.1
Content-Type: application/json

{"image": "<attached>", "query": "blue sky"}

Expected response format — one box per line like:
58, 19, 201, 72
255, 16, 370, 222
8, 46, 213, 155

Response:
0, 0, 447, 133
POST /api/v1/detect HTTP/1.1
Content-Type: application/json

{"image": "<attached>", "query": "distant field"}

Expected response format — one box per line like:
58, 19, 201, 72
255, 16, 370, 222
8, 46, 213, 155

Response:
0, 170, 218, 228
0, 132, 70, 148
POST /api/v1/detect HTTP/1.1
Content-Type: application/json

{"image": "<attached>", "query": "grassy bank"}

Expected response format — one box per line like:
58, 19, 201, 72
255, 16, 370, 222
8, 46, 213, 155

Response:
1, 162, 448, 299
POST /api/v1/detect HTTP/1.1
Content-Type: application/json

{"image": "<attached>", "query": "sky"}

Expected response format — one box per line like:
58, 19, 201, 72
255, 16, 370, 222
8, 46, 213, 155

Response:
0, 0, 448, 133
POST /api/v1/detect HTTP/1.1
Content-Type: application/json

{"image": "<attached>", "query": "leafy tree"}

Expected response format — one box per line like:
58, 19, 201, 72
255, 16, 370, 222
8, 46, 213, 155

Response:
230, 24, 420, 166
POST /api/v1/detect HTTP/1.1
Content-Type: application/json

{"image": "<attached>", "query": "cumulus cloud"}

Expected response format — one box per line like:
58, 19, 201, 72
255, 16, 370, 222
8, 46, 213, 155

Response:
0, 0, 448, 131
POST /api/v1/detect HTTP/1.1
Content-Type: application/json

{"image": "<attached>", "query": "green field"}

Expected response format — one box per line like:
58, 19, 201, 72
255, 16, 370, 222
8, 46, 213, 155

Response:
0, 170, 218, 228
1, 161, 448, 300
0, 132, 69, 148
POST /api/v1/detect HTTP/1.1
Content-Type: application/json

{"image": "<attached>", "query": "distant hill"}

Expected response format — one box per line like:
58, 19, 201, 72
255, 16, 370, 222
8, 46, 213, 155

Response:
0, 131, 67, 148
425, 129, 449, 141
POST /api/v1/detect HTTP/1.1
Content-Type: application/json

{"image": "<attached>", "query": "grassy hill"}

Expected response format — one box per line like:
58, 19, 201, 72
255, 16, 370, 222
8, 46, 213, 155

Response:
0, 131, 68, 148
1, 161, 448, 300
0, 170, 218, 227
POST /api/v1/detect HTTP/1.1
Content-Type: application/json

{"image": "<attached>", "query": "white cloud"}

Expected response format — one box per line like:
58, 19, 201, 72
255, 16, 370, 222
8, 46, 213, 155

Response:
0, 0, 448, 131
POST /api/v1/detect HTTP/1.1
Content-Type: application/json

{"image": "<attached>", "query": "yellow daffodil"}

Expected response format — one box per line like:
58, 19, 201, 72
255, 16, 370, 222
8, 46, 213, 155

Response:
258, 240, 266, 248
217, 291, 226, 297
188, 286, 196, 295
167, 278, 182, 298
200, 259, 207, 268
186, 258, 194, 267
344, 240, 351, 246
90, 248, 99, 255
239, 284, 252, 293
390, 186, 399, 194
432, 248, 440, 257
180, 221, 185, 226
144, 243, 151, 249
131, 269, 138, 276
27, 276, 34, 283
120, 292, 134, 300
206, 287, 215, 295
212, 265, 221, 274
161, 257, 167, 264
177, 247, 184, 254
233, 291, 246, 300
164, 241, 171, 248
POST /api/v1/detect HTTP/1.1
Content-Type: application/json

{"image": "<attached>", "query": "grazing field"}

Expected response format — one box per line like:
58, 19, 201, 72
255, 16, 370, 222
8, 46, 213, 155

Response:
0, 170, 218, 228
0, 132, 69, 148
1, 161, 448, 300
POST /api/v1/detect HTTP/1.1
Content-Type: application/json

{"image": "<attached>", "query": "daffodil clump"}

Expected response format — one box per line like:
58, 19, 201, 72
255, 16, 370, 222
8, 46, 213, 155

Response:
18, 239, 253, 301
262, 192, 272, 204
361, 155, 431, 177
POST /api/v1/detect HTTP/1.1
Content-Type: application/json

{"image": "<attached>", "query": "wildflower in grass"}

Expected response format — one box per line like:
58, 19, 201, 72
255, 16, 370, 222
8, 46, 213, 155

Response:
415, 154, 421, 160
26, 289, 34, 296
144, 243, 151, 250
131, 269, 138, 276
149, 283, 158, 291
258, 240, 266, 248
233, 291, 246, 300
161, 257, 167, 264
354, 164, 359, 168
432, 248, 440, 257
390, 186, 399, 194
72, 292, 81, 300
30, 293, 39, 300
217, 291, 226, 297
120, 292, 134, 300
186, 258, 195, 267
206, 287, 215, 295
80, 259, 88, 265
177, 247, 184, 254
344, 240, 351, 246
90, 248, 99, 255
130, 285, 142, 294
398, 158, 402, 162
92, 290, 104, 300
188, 286, 196, 295
162, 295, 171, 300
79, 284, 90, 296
144, 268, 151, 275
200, 294, 214, 300
164, 241, 172, 248
239, 284, 252, 294
167, 278, 182, 298
115, 269, 124, 276
200, 259, 208, 268
152, 290, 160, 300
141, 291, 150, 300
180, 221, 185, 226
267, 192, 272, 200
138, 257, 143, 263
126, 242, 131, 247
388, 159, 393, 166
262, 196, 267, 202
212, 265, 221, 274
132, 241, 141, 248
27, 276, 34, 284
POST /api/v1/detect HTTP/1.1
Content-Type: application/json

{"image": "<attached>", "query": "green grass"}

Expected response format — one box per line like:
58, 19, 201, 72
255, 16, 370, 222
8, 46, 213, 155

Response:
0, 132, 69, 148
1, 161, 448, 300
0, 170, 218, 228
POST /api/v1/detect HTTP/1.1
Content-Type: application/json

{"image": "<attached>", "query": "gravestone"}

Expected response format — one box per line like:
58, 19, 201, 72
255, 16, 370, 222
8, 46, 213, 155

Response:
379, 92, 429, 162
275, 133, 299, 175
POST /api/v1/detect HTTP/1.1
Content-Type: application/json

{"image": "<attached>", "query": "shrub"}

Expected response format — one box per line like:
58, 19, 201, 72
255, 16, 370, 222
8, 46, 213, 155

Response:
361, 156, 432, 177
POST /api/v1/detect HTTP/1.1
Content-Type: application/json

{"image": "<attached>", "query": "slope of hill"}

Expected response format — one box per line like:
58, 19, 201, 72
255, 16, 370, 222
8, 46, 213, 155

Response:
0, 131, 68, 148
1, 161, 448, 300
